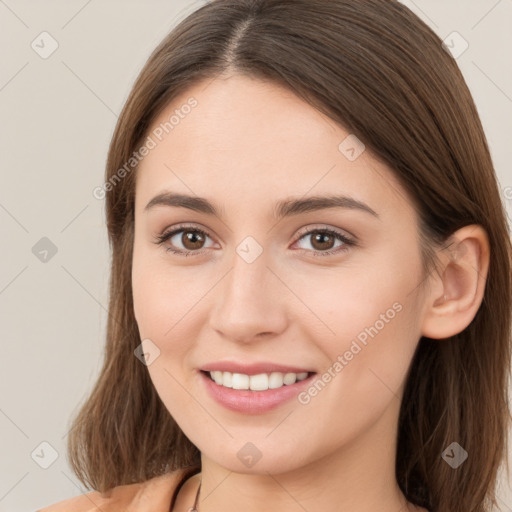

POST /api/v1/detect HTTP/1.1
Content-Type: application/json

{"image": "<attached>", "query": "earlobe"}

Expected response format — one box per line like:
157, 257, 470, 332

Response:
421, 225, 490, 340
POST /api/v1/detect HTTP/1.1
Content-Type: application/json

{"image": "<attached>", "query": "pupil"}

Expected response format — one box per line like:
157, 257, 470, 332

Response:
313, 232, 334, 250
183, 231, 204, 250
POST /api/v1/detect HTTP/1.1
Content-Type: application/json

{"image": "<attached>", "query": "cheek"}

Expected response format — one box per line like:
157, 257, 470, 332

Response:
132, 268, 171, 341
131, 255, 200, 414
296, 246, 423, 404
132, 238, 176, 346
297, 299, 421, 446
131, 247, 215, 371
132, 243, 194, 340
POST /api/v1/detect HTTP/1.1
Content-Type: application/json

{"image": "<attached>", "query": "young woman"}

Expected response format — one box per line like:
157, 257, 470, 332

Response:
37, 1, 511, 511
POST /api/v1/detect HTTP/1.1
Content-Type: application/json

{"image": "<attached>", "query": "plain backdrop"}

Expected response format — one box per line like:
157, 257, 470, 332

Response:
0, 1, 511, 511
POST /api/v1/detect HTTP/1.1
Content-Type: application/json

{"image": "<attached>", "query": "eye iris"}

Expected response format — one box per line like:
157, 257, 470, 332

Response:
182, 230, 205, 250
311, 231, 335, 251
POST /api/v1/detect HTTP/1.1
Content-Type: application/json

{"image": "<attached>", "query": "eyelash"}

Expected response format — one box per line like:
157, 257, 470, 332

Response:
153, 224, 356, 258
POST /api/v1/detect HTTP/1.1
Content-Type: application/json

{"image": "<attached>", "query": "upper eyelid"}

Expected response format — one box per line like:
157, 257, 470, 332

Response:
295, 224, 355, 240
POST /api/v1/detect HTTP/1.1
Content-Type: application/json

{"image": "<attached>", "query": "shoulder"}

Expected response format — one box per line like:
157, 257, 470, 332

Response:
36, 467, 196, 512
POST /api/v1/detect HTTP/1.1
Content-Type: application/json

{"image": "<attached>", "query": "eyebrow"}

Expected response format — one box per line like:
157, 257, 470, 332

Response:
144, 192, 379, 219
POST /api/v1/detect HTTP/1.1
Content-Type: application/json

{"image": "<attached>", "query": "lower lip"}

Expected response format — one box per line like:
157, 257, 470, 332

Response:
199, 370, 316, 414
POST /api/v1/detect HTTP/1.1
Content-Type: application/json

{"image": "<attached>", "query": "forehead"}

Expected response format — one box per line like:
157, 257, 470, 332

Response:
135, 74, 412, 219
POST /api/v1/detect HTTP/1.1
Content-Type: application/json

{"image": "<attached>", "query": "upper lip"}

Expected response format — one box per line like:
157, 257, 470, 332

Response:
199, 361, 315, 375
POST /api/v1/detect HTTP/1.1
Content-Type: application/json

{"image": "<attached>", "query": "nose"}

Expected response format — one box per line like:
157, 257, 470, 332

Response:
208, 247, 289, 344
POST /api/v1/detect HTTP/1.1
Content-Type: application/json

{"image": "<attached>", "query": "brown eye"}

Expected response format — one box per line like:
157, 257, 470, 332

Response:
294, 227, 354, 257
180, 230, 206, 250
309, 231, 336, 251
154, 225, 354, 258
154, 225, 216, 256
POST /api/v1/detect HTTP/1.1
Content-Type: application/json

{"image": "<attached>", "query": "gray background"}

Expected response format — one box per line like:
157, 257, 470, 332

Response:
0, 1, 511, 511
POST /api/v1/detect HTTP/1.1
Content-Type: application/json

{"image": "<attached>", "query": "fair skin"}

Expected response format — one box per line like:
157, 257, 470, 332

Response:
132, 74, 489, 512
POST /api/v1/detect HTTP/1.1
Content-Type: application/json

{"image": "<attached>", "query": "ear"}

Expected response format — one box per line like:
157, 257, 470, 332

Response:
421, 225, 490, 339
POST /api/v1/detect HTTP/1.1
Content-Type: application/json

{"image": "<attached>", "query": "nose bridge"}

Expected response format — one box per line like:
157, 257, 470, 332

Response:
225, 242, 273, 313
209, 238, 287, 341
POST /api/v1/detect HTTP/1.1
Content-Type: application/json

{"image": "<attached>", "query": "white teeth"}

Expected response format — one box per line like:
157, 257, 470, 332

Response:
222, 371, 233, 388
249, 373, 268, 391
232, 373, 249, 389
268, 372, 284, 389
283, 373, 297, 385
208, 370, 310, 390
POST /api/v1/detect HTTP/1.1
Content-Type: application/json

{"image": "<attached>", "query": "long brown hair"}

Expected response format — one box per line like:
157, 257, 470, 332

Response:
67, 1, 512, 510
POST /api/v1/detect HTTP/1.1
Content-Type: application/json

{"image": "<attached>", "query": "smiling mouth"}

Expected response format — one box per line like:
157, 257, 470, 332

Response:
201, 369, 316, 391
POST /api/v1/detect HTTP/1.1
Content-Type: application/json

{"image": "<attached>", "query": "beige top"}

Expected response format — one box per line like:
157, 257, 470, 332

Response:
36, 466, 201, 512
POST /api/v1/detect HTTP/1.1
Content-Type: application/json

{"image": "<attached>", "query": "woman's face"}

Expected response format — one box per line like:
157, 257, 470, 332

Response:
132, 74, 429, 474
